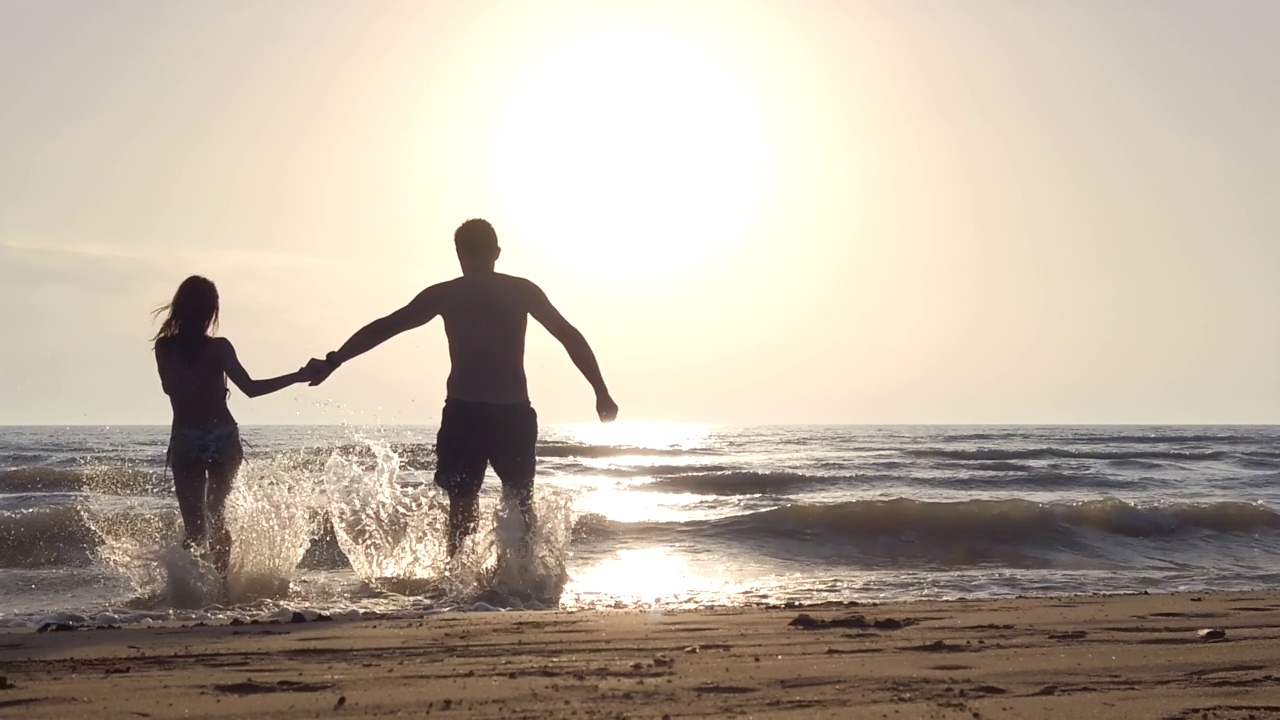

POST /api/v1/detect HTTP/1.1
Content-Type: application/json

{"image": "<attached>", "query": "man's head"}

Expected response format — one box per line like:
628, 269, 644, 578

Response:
454, 218, 500, 275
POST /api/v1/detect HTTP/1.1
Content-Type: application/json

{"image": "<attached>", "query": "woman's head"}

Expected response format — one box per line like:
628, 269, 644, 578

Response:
153, 275, 219, 346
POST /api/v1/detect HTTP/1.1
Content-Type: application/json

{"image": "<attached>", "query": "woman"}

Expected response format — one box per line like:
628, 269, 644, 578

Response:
153, 275, 312, 576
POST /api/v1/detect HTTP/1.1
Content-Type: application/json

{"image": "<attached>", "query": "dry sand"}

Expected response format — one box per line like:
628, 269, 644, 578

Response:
3, 591, 1280, 719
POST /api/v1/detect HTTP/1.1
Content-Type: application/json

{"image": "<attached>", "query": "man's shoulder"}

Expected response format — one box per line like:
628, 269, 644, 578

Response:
421, 277, 463, 297
495, 273, 541, 293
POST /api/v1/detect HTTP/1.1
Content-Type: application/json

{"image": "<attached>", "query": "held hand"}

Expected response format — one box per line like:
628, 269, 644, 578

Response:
303, 358, 334, 386
596, 393, 618, 423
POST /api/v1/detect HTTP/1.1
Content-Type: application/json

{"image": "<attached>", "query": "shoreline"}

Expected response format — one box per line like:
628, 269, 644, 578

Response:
3, 590, 1280, 718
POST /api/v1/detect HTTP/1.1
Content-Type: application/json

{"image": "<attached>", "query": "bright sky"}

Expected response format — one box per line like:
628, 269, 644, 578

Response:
0, 0, 1276, 426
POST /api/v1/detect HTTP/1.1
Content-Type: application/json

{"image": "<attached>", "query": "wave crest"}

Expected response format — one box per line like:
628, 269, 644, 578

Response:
0, 466, 163, 494
645, 472, 824, 495
911, 448, 1228, 462
0, 506, 98, 567
702, 498, 1280, 542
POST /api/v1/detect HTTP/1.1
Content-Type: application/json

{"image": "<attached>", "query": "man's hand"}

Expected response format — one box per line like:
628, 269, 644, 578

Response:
596, 393, 618, 423
304, 358, 335, 386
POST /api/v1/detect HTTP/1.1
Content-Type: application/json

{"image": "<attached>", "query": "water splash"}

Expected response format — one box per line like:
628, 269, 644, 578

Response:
224, 456, 324, 602
82, 501, 181, 603
485, 491, 574, 608
84, 451, 326, 608
323, 437, 575, 608
324, 438, 450, 585
77, 433, 579, 615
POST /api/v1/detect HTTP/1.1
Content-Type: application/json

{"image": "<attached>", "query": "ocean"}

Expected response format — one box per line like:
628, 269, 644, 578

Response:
2, 424, 1278, 627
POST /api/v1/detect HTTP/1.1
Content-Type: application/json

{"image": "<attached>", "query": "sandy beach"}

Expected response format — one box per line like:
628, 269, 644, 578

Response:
2, 591, 1279, 719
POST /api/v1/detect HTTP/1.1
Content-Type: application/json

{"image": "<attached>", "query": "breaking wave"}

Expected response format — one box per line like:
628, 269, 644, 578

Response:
570, 498, 1280, 568
644, 472, 828, 495
0, 466, 164, 494
910, 448, 1229, 462
694, 498, 1280, 541
642, 470, 1138, 495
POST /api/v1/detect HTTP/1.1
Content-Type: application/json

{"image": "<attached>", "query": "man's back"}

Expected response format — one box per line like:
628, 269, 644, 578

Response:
434, 272, 535, 405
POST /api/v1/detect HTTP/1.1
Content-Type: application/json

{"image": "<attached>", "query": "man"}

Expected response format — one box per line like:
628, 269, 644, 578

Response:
307, 219, 618, 556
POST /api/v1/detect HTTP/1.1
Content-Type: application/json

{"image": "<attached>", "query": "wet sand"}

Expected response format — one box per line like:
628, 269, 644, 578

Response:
3, 591, 1280, 719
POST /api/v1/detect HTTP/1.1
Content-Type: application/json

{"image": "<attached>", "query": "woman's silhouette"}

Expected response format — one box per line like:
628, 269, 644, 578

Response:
152, 276, 312, 576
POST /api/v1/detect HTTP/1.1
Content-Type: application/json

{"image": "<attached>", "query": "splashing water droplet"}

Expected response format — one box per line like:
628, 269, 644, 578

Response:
80, 432, 579, 615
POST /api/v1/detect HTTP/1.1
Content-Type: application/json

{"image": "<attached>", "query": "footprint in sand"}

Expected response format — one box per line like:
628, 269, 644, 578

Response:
902, 640, 970, 653
692, 683, 758, 694
211, 680, 336, 695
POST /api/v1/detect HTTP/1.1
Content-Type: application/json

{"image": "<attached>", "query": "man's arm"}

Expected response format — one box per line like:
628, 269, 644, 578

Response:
216, 338, 309, 398
311, 286, 442, 385
527, 282, 617, 422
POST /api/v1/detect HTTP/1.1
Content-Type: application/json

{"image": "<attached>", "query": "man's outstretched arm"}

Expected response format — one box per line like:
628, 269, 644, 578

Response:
528, 284, 617, 422
311, 286, 441, 385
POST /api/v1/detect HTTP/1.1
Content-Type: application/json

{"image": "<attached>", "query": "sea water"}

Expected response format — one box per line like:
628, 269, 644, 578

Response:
2, 424, 1278, 626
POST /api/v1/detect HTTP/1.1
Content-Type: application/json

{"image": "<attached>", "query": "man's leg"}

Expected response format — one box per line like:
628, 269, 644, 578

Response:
445, 488, 481, 558
434, 402, 488, 558
490, 404, 539, 549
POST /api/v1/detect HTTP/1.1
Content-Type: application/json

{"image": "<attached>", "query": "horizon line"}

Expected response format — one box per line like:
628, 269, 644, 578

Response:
2, 422, 1278, 429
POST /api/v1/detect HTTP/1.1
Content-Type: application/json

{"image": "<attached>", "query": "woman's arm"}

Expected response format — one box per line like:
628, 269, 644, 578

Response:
154, 345, 176, 396
216, 338, 308, 398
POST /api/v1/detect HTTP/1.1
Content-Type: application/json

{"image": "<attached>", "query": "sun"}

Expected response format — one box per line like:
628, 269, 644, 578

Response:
490, 27, 772, 279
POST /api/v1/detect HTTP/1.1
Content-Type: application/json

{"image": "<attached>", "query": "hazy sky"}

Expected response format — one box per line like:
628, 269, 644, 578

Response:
1, 0, 1276, 426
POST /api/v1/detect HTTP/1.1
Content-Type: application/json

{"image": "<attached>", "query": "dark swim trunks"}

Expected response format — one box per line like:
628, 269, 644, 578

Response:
434, 399, 538, 496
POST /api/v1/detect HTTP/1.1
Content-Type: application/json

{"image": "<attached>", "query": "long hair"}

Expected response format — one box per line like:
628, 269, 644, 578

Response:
152, 275, 219, 361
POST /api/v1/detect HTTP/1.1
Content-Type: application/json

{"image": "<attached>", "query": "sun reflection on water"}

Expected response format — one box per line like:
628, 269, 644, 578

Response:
545, 424, 746, 606
563, 546, 743, 608
560, 482, 742, 524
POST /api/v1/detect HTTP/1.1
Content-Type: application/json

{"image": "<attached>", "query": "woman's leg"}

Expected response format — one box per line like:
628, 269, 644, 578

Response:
170, 454, 208, 549
205, 435, 243, 576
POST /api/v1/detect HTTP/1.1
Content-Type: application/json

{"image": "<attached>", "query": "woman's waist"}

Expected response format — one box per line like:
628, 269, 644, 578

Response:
168, 410, 238, 436
169, 423, 240, 453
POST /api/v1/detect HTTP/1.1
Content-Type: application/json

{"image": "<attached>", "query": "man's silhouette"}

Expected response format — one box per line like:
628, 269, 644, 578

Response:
308, 219, 617, 556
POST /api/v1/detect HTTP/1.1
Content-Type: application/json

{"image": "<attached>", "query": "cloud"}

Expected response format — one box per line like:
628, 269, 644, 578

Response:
0, 241, 142, 290
0, 239, 329, 273
0, 240, 336, 320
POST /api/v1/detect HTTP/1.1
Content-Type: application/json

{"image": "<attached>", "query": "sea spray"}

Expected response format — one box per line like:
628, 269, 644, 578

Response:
81, 495, 179, 605
498, 490, 575, 607
324, 438, 450, 584
447, 490, 575, 608
224, 455, 325, 602
158, 544, 224, 609
83, 451, 329, 608
322, 437, 576, 607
